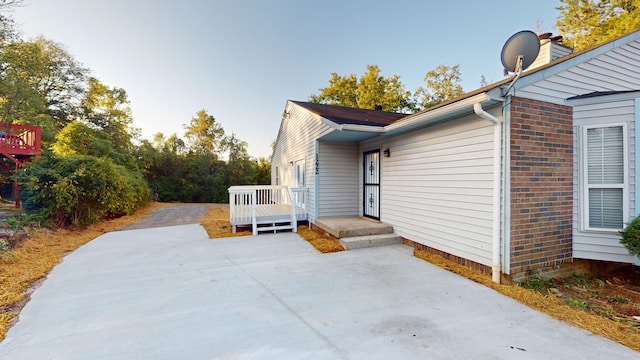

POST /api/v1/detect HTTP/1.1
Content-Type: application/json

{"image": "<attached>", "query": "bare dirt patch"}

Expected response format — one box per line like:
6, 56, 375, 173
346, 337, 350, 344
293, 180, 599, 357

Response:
521, 265, 640, 329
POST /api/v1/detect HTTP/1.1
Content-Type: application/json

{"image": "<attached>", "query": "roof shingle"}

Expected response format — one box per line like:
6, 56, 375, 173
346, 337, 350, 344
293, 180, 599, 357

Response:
292, 101, 407, 126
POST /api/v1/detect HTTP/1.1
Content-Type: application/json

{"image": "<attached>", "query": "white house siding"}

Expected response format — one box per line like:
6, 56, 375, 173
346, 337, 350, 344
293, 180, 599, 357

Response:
550, 42, 573, 61
317, 141, 359, 217
572, 97, 637, 263
360, 114, 496, 266
530, 41, 573, 71
518, 37, 640, 105
530, 41, 553, 71
271, 102, 334, 219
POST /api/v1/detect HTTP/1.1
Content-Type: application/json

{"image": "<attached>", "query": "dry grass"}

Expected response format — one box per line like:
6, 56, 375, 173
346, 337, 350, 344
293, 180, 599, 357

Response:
0, 202, 172, 340
296, 226, 344, 253
200, 204, 252, 238
414, 250, 640, 352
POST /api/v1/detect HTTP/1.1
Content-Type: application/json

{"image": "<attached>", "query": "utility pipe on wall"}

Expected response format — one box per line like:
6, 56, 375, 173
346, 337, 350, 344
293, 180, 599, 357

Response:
473, 103, 503, 284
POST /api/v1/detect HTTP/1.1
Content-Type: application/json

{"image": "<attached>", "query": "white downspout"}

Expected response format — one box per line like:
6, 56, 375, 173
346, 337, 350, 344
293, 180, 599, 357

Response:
474, 102, 502, 283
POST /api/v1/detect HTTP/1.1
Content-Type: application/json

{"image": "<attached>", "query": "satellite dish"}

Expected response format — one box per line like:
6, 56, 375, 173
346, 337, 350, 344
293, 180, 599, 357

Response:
501, 30, 540, 73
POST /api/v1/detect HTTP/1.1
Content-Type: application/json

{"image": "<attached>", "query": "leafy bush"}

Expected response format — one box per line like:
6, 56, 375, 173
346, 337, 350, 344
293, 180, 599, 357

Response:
620, 216, 640, 257
17, 154, 150, 227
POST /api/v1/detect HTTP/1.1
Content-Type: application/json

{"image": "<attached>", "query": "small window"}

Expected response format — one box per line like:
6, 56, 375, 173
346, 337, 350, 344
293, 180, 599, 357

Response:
582, 124, 627, 230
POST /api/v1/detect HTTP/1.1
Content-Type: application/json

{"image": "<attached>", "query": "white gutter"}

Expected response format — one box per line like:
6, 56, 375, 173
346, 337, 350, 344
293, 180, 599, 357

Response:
473, 102, 503, 284
320, 118, 386, 133
385, 93, 492, 133
320, 118, 344, 131
342, 123, 386, 133
321, 93, 493, 136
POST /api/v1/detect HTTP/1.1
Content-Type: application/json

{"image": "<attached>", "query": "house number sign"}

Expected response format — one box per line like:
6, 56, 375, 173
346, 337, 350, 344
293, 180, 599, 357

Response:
315, 154, 319, 175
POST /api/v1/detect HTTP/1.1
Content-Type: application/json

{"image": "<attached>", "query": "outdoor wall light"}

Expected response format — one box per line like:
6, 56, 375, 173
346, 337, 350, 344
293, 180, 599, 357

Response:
289, 161, 294, 166
383, 148, 391, 157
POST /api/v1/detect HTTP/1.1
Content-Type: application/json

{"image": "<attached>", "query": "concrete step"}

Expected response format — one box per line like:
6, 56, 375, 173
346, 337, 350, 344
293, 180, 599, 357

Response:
315, 218, 394, 238
339, 233, 402, 250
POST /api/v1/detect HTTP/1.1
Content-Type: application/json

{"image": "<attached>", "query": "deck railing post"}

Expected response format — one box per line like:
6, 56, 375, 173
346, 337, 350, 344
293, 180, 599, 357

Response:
288, 188, 297, 233
230, 191, 237, 233
251, 190, 257, 236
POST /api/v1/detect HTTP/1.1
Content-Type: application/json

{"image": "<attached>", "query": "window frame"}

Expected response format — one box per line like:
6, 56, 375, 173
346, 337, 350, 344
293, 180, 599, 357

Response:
581, 123, 629, 232
294, 158, 305, 188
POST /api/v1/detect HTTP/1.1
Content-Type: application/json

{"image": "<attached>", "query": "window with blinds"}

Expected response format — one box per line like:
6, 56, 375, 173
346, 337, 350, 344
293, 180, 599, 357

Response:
583, 125, 626, 230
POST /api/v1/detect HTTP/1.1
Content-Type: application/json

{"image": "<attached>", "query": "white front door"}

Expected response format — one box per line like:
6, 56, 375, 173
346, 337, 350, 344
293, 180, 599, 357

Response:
363, 150, 380, 219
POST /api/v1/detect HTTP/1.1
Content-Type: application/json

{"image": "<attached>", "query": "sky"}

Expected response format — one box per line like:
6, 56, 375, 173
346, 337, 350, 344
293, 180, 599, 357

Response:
8, 0, 561, 159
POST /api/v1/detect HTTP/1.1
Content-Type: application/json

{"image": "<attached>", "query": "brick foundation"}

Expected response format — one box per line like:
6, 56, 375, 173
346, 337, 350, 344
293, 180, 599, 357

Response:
402, 238, 492, 277
509, 97, 574, 281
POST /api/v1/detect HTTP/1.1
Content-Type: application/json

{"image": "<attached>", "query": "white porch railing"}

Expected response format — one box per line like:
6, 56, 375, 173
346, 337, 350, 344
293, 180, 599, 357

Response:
228, 185, 309, 236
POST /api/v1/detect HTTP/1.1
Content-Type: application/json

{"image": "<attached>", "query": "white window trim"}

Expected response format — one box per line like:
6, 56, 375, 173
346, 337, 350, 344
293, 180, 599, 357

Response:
294, 158, 305, 188
293, 158, 306, 210
580, 123, 629, 232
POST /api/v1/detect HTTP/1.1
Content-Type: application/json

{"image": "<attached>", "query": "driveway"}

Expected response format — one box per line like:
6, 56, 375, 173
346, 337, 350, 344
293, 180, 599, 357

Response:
0, 224, 637, 359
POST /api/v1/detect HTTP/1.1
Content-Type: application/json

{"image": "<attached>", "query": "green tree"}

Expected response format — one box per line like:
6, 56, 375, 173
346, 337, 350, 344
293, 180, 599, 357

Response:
132, 138, 159, 179
142, 131, 194, 202
310, 65, 416, 112
255, 157, 271, 185
310, 73, 358, 108
556, 0, 640, 51
225, 133, 256, 186
0, 37, 87, 143
82, 77, 138, 153
0, 40, 46, 122
183, 109, 225, 157
414, 64, 464, 109
52, 121, 113, 158
165, 133, 186, 154
34, 37, 88, 129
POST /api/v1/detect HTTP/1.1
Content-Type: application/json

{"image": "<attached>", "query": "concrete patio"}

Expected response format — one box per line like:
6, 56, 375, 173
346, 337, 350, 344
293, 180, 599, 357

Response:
0, 224, 637, 359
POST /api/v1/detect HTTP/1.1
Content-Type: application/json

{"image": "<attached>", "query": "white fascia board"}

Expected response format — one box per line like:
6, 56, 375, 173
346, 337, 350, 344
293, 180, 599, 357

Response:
319, 92, 494, 136
320, 118, 386, 133
567, 90, 640, 105
342, 123, 386, 132
384, 93, 492, 133
320, 117, 343, 131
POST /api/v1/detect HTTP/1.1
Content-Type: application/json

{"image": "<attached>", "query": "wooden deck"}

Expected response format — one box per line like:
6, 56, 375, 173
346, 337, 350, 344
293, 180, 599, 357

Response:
228, 185, 309, 235
231, 203, 308, 234
256, 204, 297, 221
0, 123, 41, 157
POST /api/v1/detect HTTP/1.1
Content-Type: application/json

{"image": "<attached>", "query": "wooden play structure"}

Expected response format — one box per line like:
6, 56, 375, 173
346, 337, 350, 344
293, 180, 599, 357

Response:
0, 123, 42, 207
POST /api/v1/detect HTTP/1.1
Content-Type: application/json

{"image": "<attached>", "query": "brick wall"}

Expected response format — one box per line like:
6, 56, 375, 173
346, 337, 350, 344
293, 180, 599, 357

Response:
402, 238, 492, 276
509, 97, 574, 281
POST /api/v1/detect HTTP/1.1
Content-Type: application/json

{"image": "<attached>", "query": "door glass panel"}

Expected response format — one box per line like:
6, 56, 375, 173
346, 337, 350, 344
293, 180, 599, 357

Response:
363, 150, 380, 219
